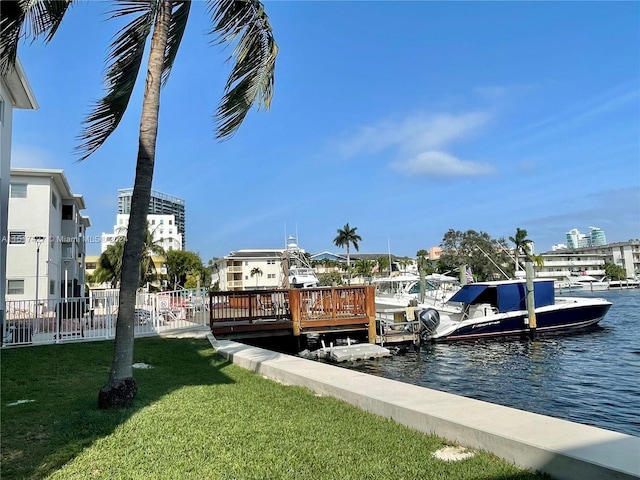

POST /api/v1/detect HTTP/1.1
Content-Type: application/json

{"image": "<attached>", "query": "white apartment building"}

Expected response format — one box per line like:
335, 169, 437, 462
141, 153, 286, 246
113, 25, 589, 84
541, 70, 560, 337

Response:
101, 213, 183, 253
215, 249, 285, 291
1, 58, 38, 325
538, 240, 640, 280
6, 168, 90, 302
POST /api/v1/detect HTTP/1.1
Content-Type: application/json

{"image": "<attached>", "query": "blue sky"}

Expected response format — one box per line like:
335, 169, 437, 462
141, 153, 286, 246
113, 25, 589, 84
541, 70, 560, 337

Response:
11, 1, 640, 260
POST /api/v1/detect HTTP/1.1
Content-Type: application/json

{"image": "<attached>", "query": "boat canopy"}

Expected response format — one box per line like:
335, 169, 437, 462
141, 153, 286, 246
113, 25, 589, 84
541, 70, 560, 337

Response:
449, 280, 555, 313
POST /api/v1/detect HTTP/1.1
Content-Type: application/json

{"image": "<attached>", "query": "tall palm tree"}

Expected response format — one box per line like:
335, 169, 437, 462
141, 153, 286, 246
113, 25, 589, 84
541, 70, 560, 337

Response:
509, 228, 532, 271
333, 223, 362, 285
250, 267, 263, 288
1, 0, 277, 408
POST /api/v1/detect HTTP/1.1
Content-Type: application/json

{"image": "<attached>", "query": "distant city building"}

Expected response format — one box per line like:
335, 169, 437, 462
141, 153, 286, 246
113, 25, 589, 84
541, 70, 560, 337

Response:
117, 188, 185, 247
101, 213, 183, 253
589, 226, 607, 246
565, 227, 607, 249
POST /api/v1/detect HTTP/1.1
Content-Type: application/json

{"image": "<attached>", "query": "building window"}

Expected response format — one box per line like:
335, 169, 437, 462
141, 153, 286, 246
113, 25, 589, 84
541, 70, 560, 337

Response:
169, 220, 173, 225
0, 95, 4, 125
62, 204, 74, 220
51, 191, 58, 209
151, 219, 155, 225
7, 279, 24, 295
267, 260, 276, 265
159, 219, 164, 225
49, 280, 56, 295
9, 183, 27, 198
267, 274, 276, 279
62, 242, 73, 259
169, 229, 172, 234
9, 231, 26, 244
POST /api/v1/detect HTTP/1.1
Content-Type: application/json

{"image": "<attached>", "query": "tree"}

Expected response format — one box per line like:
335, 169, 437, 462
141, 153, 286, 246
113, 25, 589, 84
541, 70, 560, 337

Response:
333, 223, 362, 284
353, 258, 375, 283
604, 263, 627, 281
416, 249, 434, 276
250, 267, 263, 288
376, 255, 390, 276
509, 228, 532, 271
2, 0, 278, 408
439, 229, 514, 281
93, 227, 164, 288
318, 271, 344, 287
165, 250, 210, 290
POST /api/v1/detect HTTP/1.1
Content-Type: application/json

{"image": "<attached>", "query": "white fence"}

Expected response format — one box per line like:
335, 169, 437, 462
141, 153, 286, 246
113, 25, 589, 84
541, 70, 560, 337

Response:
2, 288, 209, 347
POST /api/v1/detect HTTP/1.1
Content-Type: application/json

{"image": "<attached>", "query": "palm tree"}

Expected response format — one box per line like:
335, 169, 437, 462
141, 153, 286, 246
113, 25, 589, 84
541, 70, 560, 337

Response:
509, 228, 532, 271
1, 0, 277, 408
250, 267, 263, 288
333, 223, 362, 285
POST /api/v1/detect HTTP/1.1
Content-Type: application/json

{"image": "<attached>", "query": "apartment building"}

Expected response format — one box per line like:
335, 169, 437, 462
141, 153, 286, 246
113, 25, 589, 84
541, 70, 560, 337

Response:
215, 249, 284, 291
1, 57, 38, 325
101, 213, 183, 253
538, 240, 640, 280
6, 169, 90, 302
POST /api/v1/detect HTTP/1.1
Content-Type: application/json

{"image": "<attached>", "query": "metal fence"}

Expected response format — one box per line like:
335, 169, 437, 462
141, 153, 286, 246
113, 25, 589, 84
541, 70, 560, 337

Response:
2, 288, 208, 347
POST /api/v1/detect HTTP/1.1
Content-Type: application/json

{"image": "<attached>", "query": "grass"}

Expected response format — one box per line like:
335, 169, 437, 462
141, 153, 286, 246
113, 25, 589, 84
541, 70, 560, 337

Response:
1, 337, 552, 480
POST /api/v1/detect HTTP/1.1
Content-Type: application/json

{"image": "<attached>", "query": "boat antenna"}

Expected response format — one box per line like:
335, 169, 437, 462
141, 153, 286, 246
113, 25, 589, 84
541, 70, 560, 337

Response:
388, 238, 392, 276
475, 245, 510, 279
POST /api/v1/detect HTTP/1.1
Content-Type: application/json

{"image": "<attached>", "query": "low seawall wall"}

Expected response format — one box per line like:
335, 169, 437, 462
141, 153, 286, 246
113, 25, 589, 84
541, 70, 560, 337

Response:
211, 337, 640, 480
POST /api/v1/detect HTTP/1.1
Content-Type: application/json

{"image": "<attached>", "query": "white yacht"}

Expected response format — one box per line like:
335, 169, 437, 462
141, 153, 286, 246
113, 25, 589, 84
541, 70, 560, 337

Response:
281, 236, 320, 289
373, 273, 459, 310
569, 274, 609, 292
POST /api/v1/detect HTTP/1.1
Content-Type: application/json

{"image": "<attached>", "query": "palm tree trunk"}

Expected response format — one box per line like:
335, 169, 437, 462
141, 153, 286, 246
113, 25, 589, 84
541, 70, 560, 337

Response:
99, 0, 172, 409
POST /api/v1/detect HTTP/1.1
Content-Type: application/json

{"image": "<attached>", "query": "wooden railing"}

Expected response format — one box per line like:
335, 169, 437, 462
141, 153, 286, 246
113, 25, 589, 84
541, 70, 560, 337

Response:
209, 286, 376, 341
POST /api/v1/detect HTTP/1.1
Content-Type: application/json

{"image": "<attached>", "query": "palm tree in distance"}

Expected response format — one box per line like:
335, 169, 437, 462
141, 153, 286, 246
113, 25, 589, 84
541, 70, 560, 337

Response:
333, 223, 362, 285
509, 228, 532, 271
1, 0, 277, 408
250, 267, 263, 288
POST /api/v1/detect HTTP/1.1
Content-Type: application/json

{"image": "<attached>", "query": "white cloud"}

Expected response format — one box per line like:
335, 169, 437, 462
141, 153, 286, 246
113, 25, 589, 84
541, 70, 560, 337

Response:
392, 150, 496, 177
335, 111, 492, 159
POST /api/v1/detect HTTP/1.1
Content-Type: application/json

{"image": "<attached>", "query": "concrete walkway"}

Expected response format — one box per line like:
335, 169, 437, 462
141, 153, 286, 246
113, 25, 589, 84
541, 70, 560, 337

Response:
208, 334, 639, 480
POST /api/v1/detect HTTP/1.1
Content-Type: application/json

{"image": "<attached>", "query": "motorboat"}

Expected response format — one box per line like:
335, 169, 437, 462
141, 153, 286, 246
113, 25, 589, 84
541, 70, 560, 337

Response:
281, 236, 320, 289
373, 273, 459, 310
569, 274, 609, 292
414, 279, 612, 342
553, 280, 584, 294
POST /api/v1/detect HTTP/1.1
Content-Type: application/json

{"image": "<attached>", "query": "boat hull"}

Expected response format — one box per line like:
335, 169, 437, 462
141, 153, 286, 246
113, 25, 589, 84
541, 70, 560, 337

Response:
432, 302, 612, 342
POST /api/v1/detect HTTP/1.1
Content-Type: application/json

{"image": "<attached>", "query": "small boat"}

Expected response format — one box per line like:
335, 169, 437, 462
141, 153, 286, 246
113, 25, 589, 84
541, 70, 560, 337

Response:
415, 279, 612, 342
374, 273, 459, 310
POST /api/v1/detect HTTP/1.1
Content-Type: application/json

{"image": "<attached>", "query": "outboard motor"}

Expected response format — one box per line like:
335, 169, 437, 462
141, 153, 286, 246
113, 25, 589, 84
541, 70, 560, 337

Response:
418, 308, 440, 340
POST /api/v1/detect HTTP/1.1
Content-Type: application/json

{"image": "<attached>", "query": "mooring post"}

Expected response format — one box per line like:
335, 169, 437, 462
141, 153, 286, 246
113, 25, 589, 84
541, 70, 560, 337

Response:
525, 259, 537, 339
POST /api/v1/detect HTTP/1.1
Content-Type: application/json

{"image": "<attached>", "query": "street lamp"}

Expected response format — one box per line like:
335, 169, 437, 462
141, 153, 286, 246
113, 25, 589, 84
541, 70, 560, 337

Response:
34, 236, 45, 318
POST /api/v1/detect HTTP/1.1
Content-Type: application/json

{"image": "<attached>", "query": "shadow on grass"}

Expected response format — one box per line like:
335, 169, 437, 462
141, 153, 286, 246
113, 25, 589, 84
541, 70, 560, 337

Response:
0, 336, 232, 480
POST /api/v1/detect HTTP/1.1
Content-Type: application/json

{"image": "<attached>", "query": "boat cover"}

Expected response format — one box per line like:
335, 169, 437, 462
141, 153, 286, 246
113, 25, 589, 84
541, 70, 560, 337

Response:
449, 281, 555, 313
449, 285, 488, 304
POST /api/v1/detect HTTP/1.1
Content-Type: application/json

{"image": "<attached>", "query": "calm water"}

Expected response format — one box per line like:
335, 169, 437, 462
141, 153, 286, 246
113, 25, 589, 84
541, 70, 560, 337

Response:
341, 289, 640, 437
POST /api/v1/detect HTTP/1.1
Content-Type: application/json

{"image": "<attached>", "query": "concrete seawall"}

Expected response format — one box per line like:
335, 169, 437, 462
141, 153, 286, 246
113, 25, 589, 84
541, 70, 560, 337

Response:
210, 336, 640, 480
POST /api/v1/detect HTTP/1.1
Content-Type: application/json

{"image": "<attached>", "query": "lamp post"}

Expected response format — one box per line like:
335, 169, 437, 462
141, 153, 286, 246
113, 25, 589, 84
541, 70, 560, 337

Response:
34, 236, 45, 318
63, 259, 69, 303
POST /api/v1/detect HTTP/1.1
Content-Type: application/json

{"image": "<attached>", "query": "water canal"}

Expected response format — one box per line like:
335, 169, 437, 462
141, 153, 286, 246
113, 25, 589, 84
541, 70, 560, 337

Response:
340, 289, 640, 437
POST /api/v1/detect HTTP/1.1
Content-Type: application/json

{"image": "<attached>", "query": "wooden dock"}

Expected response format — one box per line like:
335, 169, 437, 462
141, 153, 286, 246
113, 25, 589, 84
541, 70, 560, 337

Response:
209, 286, 378, 342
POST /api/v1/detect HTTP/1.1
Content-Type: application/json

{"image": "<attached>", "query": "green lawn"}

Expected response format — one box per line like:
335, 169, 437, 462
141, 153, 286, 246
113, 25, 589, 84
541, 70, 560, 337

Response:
1, 337, 552, 480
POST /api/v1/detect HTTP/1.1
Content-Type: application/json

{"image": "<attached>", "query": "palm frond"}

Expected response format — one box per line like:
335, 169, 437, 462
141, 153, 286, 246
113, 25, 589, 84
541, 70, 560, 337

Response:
77, 0, 156, 160
162, 0, 191, 86
0, 0, 74, 74
208, 0, 277, 139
